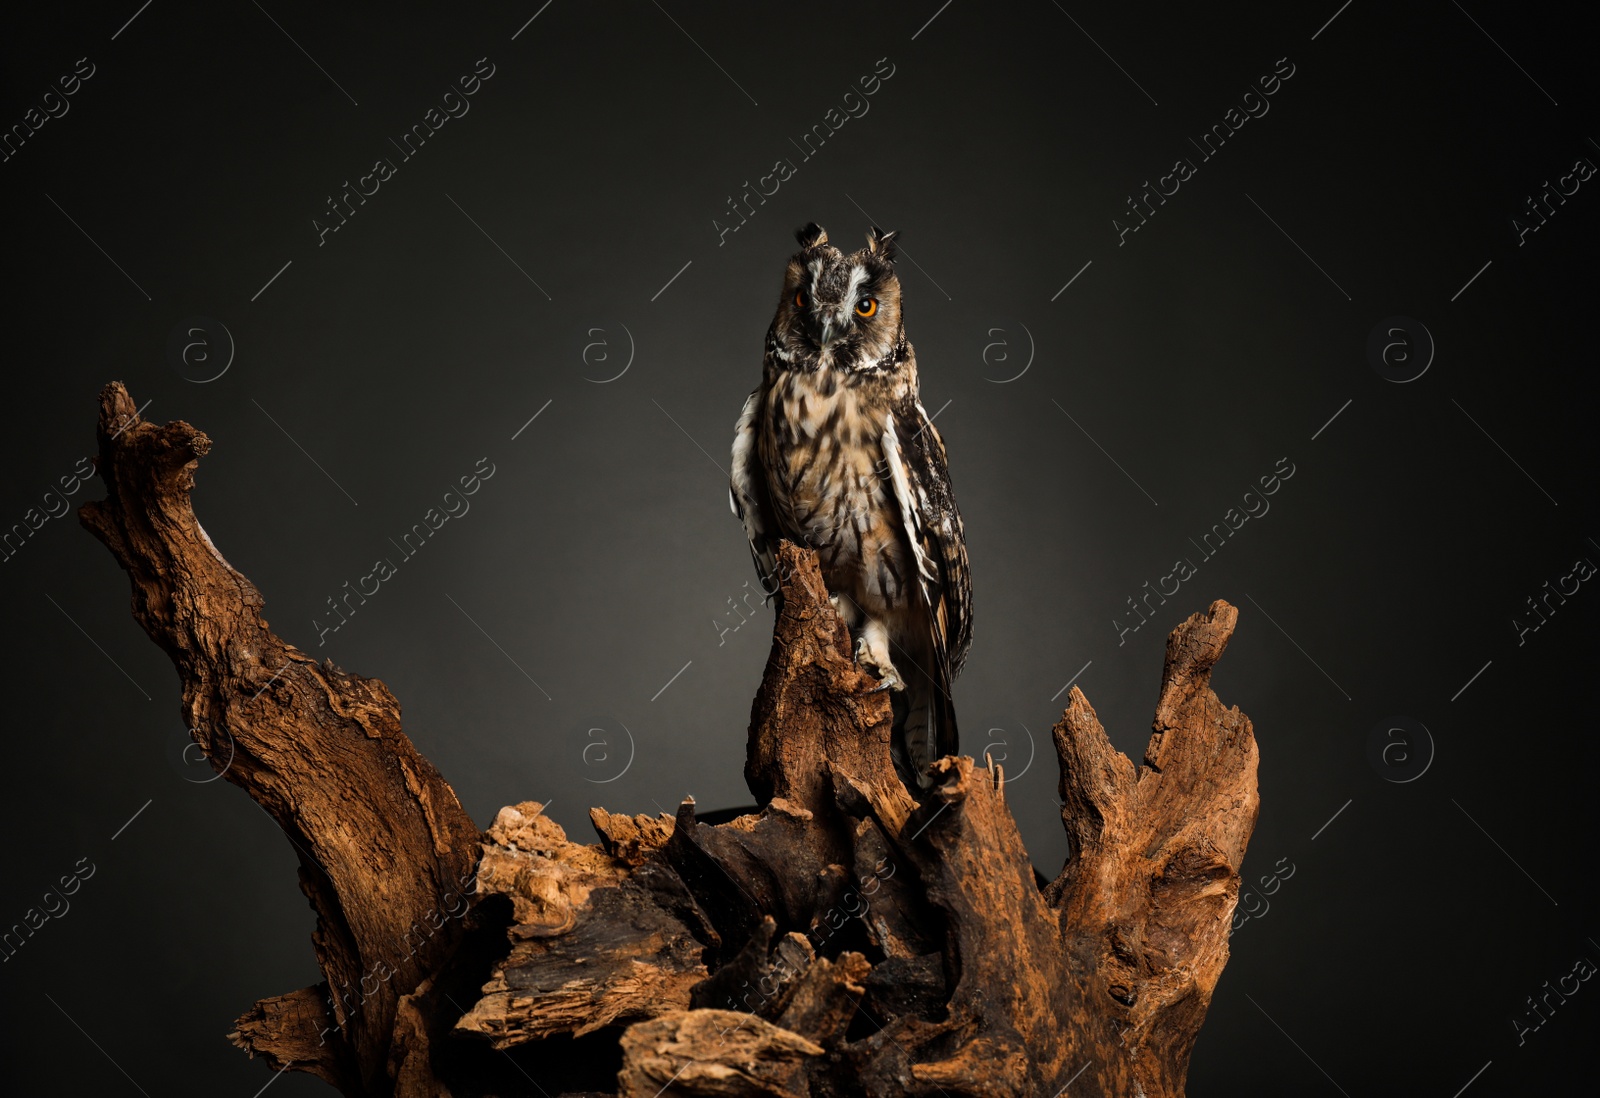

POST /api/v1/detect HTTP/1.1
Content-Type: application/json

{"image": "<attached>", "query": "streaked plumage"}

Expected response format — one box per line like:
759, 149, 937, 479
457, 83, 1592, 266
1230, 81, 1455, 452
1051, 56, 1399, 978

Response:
730, 222, 971, 790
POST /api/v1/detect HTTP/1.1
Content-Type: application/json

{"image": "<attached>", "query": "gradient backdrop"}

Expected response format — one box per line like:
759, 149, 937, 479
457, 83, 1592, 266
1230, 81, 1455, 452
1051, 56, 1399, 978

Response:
2, 1, 1596, 1094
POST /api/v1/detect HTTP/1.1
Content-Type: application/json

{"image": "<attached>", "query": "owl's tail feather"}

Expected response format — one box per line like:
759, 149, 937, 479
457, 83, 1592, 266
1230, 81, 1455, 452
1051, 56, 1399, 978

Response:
890, 639, 959, 792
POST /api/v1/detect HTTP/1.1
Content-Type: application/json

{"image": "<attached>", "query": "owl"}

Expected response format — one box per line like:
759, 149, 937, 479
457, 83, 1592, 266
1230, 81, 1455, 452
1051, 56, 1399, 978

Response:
730, 222, 972, 791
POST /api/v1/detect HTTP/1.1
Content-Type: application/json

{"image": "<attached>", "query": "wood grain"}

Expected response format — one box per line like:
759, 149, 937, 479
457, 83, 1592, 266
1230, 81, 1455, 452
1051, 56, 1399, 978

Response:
83, 386, 1258, 1096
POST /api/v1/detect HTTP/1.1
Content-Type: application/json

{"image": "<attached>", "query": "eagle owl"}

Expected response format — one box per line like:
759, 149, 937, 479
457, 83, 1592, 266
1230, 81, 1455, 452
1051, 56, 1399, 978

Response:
730, 222, 972, 790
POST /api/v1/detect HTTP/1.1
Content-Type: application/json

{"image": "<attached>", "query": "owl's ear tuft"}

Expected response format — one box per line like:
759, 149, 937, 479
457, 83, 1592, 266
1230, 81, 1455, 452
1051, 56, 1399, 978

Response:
795, 222, 829, 248
865, 226, 898, 262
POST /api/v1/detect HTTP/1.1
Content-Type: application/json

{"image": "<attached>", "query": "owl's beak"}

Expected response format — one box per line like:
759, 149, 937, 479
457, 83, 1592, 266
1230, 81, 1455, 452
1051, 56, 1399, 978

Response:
813, 305, 850, 347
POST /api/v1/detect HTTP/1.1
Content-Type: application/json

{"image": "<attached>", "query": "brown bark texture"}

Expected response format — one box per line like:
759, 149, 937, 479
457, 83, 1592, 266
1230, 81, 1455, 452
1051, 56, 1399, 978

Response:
81, 383, 1259, 1097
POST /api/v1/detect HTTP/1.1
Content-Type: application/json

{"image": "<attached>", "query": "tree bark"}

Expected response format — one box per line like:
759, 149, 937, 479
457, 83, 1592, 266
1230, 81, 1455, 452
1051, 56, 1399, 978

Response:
81, 383, 1258, 1096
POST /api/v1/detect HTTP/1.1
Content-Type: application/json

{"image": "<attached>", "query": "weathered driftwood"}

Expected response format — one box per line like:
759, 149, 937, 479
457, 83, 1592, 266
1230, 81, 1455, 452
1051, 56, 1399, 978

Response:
80, 383, 481, 1095
82, 382, 1258, 1097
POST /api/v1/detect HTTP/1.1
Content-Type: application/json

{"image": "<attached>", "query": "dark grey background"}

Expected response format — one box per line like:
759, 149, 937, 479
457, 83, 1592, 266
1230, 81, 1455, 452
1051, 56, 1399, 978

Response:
3, 1, 1596, 1094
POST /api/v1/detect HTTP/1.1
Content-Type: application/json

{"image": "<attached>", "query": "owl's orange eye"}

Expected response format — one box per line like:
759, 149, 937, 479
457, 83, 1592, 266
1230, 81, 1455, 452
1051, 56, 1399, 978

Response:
855, 296, 877, 318
794, 290, 805, 309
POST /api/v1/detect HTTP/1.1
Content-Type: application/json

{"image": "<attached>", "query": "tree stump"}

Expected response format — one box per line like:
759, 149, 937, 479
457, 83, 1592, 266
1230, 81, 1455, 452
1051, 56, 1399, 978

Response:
80, 383, 1258, 1096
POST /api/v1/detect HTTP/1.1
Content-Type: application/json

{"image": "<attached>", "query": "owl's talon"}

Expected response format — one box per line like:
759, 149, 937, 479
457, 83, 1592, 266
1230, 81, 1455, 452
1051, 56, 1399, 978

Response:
853, 672, 903, 695
854, 633, 905, 692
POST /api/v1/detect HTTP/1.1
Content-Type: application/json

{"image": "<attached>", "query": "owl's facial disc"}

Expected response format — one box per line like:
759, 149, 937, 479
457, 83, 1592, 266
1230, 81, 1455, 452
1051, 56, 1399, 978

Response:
778, 236, 900, 372
799, 259, 872, 348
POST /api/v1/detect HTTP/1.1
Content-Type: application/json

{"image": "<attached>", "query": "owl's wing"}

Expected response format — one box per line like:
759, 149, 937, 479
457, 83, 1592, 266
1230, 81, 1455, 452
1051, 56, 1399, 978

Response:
881, 397, 973, 679
730, 386, 782, 600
